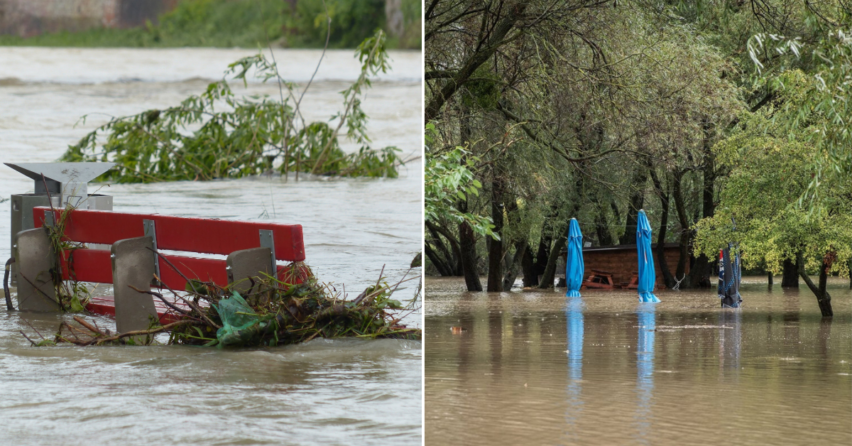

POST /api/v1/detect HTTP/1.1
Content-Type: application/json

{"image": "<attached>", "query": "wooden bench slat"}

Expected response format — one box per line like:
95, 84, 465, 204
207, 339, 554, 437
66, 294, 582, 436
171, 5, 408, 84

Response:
35, 207, 306, 261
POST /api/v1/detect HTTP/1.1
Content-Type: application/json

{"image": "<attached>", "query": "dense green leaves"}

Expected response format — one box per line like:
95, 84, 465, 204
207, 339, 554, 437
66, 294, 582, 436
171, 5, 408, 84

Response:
61, 30, 403, 182
749, 28, 852, 205
424, 124, 497, 239
694, 107, 852, 276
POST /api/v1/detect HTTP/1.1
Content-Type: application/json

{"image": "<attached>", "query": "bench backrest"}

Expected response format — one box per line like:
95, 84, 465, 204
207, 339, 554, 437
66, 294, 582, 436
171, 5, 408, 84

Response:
32, 206, 306, 290
34, 207, 305, 261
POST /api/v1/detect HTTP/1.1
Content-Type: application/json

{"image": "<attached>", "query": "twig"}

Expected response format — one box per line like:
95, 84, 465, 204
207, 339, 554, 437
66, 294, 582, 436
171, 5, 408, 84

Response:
149, 273, 219, 328
93, 320, 193, 345
352, 265, 386, 305
297, 0, 332, 114
73, 316, 105, 336
128, 284, 192, 316
362, 275, 420, 303
20, 317, 45, 340
147, 248, 200, 294
20, 331, 37, 346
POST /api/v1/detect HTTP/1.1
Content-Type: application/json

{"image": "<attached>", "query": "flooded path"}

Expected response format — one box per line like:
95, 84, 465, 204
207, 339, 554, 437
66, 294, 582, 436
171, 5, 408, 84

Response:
0, 47, 421, 444
425, 277, 851, 445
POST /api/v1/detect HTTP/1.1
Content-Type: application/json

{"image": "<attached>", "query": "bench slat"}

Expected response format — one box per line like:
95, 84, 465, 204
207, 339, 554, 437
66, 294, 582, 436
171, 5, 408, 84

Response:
59, 249, 308, 291
35, 207, 306, 261
60, 249, 228, 290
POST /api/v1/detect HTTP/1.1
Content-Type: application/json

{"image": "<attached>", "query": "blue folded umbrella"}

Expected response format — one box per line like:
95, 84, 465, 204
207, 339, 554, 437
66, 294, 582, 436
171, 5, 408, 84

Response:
565, 218, 584, 298
636, 210, 660, 303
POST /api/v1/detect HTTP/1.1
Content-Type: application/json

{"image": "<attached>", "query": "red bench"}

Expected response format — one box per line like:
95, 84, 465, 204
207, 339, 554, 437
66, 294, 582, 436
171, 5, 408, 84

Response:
16, 206, 309, 333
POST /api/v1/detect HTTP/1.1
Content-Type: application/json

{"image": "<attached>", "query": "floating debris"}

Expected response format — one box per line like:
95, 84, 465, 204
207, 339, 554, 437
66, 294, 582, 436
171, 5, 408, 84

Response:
23, 266, 421, 347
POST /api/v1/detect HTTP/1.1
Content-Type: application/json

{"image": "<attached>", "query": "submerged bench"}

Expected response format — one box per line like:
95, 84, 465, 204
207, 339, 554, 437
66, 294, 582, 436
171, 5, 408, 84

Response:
15, 206, 308, 333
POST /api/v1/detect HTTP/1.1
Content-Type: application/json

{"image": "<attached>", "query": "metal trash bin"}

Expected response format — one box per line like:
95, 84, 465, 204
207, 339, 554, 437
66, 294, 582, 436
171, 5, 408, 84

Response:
5, 162, 115, 286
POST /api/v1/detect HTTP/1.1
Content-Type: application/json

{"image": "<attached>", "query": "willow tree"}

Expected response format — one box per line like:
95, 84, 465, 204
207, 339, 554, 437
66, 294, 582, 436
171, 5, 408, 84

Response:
425, 1, 749, 291
694, 103, 852, 317
425, 0, 620, 290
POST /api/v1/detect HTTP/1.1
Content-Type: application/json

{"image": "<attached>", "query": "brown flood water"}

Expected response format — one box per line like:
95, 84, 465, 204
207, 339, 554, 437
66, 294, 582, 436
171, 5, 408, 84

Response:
425, 277, 852, 445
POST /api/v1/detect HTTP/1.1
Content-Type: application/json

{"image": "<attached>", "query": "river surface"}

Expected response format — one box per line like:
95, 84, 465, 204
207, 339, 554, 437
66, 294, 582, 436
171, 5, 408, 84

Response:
0, 47, 422, 445
425, 277, 851, 445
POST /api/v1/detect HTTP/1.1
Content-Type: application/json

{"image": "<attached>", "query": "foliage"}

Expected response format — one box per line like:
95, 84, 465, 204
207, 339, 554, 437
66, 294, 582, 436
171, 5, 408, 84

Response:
0, 0, 421, 49
42, 203, 94, 313
693, 107, 852, 276
747, 26, 852, 205
424, 123, 497, 239
61, 30, 404, 182
168, 272, 419, 347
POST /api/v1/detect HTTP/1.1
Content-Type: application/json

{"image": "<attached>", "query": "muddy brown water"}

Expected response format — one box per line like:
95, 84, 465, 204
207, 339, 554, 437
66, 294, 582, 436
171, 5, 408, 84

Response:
0, 47, 421, 445
425, 277, 851, 445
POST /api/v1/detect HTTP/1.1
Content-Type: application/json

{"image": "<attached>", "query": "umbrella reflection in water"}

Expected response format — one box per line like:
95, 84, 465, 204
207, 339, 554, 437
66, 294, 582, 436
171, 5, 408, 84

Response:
719, 308, 742, 371
635, 302, 656, 444
564, 296, 584, 439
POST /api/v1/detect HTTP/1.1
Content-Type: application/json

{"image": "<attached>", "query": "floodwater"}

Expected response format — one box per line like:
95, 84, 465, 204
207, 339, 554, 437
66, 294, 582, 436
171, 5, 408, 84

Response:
425, 277, 852, 445
0, 48, 421, 445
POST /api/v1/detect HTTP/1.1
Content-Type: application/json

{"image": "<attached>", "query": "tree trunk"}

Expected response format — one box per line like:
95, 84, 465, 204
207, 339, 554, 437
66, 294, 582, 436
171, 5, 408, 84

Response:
767, 271, 773, 289
595, 200, 615, 246
687, 127, 716, 288
687, 256, 712, 288
538, 232, 567, 289
459, 220, 483, 291
649, 169, 675, 289
797, 252, 833, 318
424, 3, 528, 122
486, 177, 505, 292
425, 223, 460, 276
425, 243, 453, 276
533, 218, 552, 275
619, 167, 647, 245
521, 245, 538, 287
671, 170, 692, 287
701, 118, 716, 220
502, 239, 528, 290
655, 193, 676, 290
782, 258, 799, 287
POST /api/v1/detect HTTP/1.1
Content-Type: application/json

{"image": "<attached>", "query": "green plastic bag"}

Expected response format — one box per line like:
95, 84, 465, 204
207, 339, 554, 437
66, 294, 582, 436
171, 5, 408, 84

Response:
213, 292, 264, 347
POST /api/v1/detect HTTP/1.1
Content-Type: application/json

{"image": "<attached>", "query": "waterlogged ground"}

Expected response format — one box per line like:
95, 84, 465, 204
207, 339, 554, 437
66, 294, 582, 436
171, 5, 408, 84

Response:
425, 277, 852, 445
0, 47, 421, 445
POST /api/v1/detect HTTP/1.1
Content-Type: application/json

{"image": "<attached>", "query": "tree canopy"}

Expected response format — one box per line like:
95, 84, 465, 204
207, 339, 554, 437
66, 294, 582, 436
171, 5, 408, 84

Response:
424, 0, 851, 316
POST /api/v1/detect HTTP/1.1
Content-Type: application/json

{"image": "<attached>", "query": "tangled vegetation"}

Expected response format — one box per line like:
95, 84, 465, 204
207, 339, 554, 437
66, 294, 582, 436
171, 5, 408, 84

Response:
21, 262, 420, 347
61, 30, 406, 182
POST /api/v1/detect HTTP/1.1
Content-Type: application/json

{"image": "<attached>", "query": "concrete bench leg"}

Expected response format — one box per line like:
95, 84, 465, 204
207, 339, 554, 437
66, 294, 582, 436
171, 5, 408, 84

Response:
15, 227, 60, 312
227, 247, 272, 304
111, 236, 158, 334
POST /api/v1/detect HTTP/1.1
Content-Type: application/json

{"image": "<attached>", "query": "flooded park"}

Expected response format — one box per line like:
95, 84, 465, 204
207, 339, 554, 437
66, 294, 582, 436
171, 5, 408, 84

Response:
424, 277, 852, 445
0, 47, 422, 444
